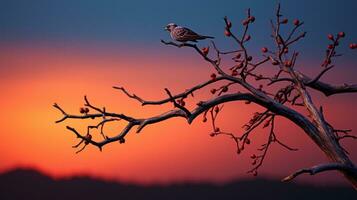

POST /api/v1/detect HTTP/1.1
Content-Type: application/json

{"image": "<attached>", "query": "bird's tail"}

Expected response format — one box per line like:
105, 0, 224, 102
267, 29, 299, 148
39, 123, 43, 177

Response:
199, 35, 215, 39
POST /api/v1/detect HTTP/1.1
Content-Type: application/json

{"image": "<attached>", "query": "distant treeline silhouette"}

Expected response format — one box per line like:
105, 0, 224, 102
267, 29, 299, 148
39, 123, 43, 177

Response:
0, 168, 355, 200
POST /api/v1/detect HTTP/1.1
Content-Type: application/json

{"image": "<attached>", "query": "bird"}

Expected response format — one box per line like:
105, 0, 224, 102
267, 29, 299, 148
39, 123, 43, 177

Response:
164, 23, 214, 43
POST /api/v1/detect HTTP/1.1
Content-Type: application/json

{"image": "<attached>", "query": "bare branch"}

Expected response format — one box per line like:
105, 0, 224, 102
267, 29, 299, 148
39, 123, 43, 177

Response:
112, 86, 145, 104
113, 76, 225, 106
298, 72, 357, 96
282, 163, 357, 182
306, 65, 335, 85
53, 103, 68, 123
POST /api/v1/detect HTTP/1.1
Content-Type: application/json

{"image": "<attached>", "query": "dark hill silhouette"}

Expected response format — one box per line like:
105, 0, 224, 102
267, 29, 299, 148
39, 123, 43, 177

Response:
0, 168, 356, 200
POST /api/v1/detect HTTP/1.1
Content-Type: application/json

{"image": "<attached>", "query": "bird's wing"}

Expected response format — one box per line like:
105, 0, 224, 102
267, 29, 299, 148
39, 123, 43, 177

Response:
174, 27, 201, 41
179, 27, 200, 36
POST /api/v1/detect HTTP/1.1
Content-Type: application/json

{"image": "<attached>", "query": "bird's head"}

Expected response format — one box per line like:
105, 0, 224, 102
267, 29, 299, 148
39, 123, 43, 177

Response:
165, 23, 177, 32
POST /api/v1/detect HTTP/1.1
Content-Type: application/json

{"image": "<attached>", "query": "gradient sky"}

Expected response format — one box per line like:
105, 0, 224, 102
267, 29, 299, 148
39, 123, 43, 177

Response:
0, 0, 356, 187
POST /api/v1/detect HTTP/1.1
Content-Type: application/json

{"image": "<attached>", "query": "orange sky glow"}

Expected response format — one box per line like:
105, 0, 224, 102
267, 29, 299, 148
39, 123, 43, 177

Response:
0, 41, 356, 186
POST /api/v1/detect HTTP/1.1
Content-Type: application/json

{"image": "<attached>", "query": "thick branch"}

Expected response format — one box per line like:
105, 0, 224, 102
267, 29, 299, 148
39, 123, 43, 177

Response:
56, 90, 320, 151
282, 163, 357, 182
295, 71, 357, 96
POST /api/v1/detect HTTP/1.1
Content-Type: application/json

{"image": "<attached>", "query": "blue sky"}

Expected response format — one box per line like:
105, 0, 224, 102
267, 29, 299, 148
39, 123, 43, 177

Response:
0, 0, 356, 56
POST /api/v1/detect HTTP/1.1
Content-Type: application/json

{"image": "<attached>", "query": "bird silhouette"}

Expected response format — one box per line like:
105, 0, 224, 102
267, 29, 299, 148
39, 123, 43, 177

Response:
165, 23, 214, 43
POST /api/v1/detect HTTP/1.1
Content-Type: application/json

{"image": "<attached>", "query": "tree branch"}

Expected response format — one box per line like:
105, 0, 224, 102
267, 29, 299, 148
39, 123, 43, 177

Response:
113, 76, 225, 106
282, 163, 357, 182
298, 72, 357, 96
54, 3, 357, 189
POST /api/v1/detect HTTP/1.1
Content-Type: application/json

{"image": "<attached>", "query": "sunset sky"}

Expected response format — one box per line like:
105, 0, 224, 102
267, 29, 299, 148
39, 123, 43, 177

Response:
0, 0, 356, 187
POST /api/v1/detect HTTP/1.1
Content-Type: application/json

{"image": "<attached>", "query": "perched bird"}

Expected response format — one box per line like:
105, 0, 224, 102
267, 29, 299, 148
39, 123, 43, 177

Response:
165, 23, 214, 43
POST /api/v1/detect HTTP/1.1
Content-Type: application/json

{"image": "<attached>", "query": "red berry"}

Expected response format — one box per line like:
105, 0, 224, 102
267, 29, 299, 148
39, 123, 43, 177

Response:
245, 35, 251, 41
245, 138, 250, 144
293, 19, 300, 26
180, 100, 185, 106
281, 18, 288, 24
224, 29, 231, 37
249, 16, 255, 23
84, 134, 92, 144
272, 60, 279, 65
242, 19, 249, 26
231, 70, 238, 76
210, 88, 216, 94
203, 117, 207, 122
215, 127, 220, 132
80, 107, 89, 114
338, 32, 345, 38
214, 106, 220, 113
176, 99, 185, 106
210, 73, 217, 80
247, 56, 252, 61
284, 60, 292, 67
86, 134, 92, 140
328, 44, 334, 49
328, 34, 334, 40
235, 53, 242, 59
80, 107, 86, 114
261, 47, 268, 53
210, 132, 216, 137
201, 47, 209, 56
350, 43, 357, 49
251, 154, 256, 159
